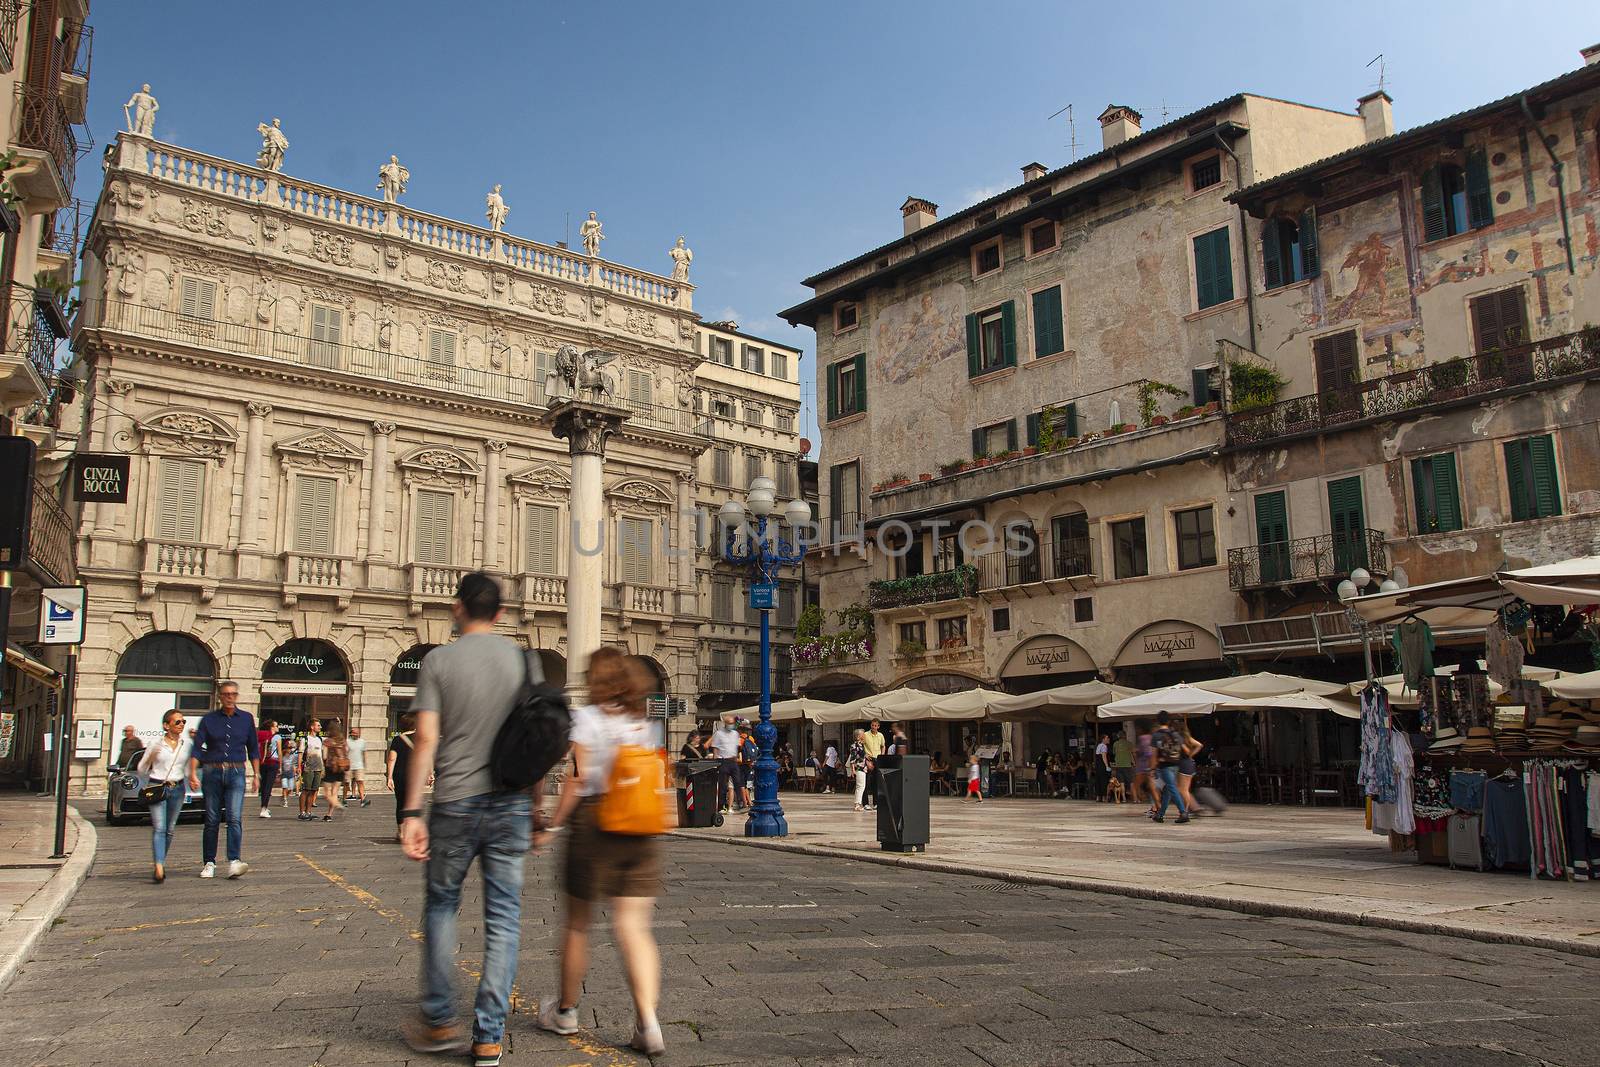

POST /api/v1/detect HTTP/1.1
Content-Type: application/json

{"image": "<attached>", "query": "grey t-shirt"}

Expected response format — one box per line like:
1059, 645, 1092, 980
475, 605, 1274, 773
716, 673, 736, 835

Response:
409, 633, 526, 804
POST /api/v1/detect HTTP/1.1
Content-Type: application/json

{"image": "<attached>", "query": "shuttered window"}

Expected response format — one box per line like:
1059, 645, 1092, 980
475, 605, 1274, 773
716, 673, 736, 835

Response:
1469, 287, 1528, 354
1025, 404, 1077, 447
523, 504, 559, 574
1422, 155, 1490, 242
179, 277, 217, 320
712, 447, 731, 485
741, 344, 765, 374
771, 352, 789, 380
966, 302, 1016, 376
776, 459, 796, 497
310, 305, 343, 368
426, 328, 457, 370
827, 354, 866, 419
745, 452, 763, 486
1505, 435, 1561, 522
625, 368, 653, 406
712, 579, 733, 620
1411, 453, 1463, 534
1192, 228, 1234, 310
971, 420, 1016, 457
413, 489, 454, 564
1031, 286, 1064, 358
618, 517, 653, 583
829, 461, 860, 531
1262, 209, 1320, 289
779, 582, 797, 626
743, 403, 764, 427
294, 475, 337, 554
155, 458, 204, 542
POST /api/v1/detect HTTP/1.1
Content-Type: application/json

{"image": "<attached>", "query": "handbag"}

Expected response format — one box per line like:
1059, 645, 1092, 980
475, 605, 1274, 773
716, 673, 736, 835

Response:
139, 740, 183, 805
597, 744, 671, 836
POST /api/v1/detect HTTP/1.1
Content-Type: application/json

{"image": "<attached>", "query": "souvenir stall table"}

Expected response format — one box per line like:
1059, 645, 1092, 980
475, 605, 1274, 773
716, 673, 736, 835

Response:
1347, 557, 1600, 881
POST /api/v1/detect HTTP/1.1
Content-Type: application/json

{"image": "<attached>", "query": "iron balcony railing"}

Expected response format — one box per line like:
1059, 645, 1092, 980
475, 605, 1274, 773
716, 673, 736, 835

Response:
867, 564, 978, 610
1227, 529, 1387, 591
976, 534, 1092, 591
28, 478, 74, 584
699, 665, 794, 696
0, 1, 18, 74
1227, 328, 1600, 448
59, 17, 92, 80
6, 284, 64, 384
13, 82, 79, 192
41, 199, 85, 257
88, 299, 707, 437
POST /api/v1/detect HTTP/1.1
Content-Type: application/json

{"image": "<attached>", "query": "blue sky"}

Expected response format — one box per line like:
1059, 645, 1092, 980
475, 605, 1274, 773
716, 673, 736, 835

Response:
83, 1, 1599, 453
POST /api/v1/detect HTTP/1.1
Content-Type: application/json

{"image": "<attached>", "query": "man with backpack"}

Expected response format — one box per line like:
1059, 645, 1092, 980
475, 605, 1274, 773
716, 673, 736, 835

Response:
400, 572, 539, 1067
1150, 711, 1190, 825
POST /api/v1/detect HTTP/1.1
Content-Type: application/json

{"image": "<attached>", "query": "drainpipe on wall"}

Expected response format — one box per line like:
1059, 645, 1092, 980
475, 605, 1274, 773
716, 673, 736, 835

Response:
1213, 133, 1257, 408
1519, 95, 1576, 275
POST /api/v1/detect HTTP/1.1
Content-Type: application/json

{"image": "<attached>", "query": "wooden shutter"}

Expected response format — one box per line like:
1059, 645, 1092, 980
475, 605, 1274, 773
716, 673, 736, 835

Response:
1261, 218, 1283, 291
294, 475, 336, 554
524, 504, 558, 573
427, 328, 456, 366
1412, 455, 1462, 533
852, 352, 866, 412
311, 305, 342, 344
619, 517, 653, 583
1299, 207, 1320, 279
1254, 491, 1287, 545
1005, 419, 1018, 452
965, 313, 980, 377
1314, 330, 1360, 393
713, 447, 730, 485
971, 427, 984, 457
180, 277, 216, 319
1064, 402, 1079, 437
1504, 440, 1531, 521
1025, 412, 1040, 447
713, 580, 731, 619
156, 459, 204, 542
1530, 435, 1560, 518
1471, 288, 1527, 353
414, 490, 454, 564
1465, 149, 1493, 229
1420, 166, 1446, 242
626, 368, 652, 406
825, 361, 837, 420
1031, 287, 1063, 357
1194, 229, 1233, 308
1000, 301, 1017, 367
1191, 367, 1210, 404
1326, 476, 1366, 570
829, 464, 843, 523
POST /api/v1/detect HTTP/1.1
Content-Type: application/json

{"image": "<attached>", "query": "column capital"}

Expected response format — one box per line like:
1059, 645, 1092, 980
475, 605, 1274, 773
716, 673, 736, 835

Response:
486, 438, 509, 454
372, 420, 397, 436
246, 401, 273, 419
545, 400, 630, 459
106, 378, 135, 396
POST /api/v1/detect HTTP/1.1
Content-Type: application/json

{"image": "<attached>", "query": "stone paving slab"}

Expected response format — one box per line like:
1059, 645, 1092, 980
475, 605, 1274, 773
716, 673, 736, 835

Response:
0, 794, 93, 991
0, 802, 1596, 1065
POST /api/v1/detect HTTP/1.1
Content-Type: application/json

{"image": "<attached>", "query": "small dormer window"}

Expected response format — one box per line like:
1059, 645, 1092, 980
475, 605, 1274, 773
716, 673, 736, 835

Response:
971, 237, 1003, 278
836, 302, 859, 332
1190, 155, 1222, 192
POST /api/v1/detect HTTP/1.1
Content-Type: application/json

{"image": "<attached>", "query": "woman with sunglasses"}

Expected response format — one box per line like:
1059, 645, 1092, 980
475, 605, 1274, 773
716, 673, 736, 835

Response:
136, 708, 193, 883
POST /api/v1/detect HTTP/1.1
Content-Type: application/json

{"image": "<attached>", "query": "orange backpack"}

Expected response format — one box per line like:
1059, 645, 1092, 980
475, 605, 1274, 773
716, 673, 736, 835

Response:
597, 744, 672, 835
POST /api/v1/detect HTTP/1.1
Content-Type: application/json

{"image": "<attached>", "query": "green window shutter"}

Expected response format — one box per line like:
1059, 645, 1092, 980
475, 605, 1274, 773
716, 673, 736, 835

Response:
1000, 301, 1017, 367
1031, 287, 1063, 357
825, 361, 837, 421
1530, 435, 1560, 518
1065, 402, 1079, 437
295, 475, 336, 554
1421, 166, 1446, 242
1194, 229, 1233, 308
852, 352, 867, 412
1254, 491, 1287, 544
971, 427, 984, 457
1025, 412, 1040, 447
1299, 207, 1320, 279
1191, 367, 1210, 404
965, 313, 980, 378
1261, 217, 1283, 291
1411, 457, 1431, 532
1006, 419, 1018, 452
1504, 440, 1531, 521
1465, 149, 1493, 229
1431, 454, 1462, 532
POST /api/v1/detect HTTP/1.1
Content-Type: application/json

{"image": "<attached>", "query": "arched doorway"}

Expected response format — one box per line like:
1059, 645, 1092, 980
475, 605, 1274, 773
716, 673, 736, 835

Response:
538, 650, 567, 692
112, 632, 217, 763
261, 638, 349, 732
998, 635, 1099, 759
388, 644, 437, 733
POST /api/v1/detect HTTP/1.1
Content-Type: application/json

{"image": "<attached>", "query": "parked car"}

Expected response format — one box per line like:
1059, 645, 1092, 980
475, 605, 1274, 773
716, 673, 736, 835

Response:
104, 764, 205, 826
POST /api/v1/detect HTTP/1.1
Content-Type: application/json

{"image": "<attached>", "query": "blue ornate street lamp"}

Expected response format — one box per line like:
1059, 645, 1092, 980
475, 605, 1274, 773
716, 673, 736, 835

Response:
718, 477, 810, 838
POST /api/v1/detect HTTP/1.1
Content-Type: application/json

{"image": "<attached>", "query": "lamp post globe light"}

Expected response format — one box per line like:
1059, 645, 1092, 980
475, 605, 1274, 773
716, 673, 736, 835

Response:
718, 478, 810, 837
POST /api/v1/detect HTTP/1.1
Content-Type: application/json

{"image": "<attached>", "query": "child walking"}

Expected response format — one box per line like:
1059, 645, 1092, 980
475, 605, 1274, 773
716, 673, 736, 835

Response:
966, 752, 983, 801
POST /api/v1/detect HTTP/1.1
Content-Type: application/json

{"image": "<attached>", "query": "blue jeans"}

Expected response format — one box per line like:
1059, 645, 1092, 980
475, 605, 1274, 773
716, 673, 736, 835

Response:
149, 784, 185, 865
421, 792, 531, 1044
1156, 765, 1187, 819
201, 765, 246, 863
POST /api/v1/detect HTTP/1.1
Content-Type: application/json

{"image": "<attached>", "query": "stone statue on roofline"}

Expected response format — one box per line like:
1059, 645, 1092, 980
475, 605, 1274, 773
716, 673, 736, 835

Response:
580, 211, 604, 258
256, 117, 288, 171
668, 236, 692, 283
377, 154, 410, 203
123, 84, 158, 136
485, 184, 509, 232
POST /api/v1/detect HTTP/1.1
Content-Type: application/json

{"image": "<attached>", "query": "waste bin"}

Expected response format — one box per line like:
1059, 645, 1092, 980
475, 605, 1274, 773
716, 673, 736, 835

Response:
875, 754, 929, 852
677, 759, 723, 828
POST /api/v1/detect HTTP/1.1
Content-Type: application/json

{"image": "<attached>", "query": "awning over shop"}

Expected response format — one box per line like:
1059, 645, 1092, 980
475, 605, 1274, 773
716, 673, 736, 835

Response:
4, 643, 60, 687
988, 681, 1143, 724
1347, 555, 1600, 627
1112, 620, 1222, 668
1547, 669, 1600, 700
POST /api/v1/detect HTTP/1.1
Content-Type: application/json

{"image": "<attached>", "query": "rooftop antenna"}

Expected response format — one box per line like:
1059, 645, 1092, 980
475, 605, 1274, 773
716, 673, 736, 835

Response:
1048, 102, 1080, 161
1366, 53, 1387, 93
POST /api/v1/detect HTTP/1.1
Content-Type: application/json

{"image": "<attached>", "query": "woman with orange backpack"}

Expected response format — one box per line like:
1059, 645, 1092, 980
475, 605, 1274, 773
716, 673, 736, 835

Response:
535, 647, 668, 1057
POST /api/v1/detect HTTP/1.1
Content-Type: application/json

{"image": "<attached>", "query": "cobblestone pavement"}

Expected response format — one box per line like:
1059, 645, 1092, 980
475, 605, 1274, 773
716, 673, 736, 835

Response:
2, 803, 1598, 1067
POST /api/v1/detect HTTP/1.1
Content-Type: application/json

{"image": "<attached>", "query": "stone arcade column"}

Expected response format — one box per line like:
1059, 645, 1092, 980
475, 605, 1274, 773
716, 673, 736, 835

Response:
545, 398, 629, 695
236, 401, 271, 579
366, 421, 395, 581
482, 439, 507, 572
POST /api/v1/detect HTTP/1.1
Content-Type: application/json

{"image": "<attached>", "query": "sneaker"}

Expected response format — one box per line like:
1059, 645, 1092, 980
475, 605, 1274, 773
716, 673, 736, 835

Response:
401, 1015, 468, 1054
630, 1019, 666, 1056
1175, 816, 1191, 825
227, 860, 249, 878
361, 798, 371, 807
537, 996, 578, 1035
471, 1042, 502, 1067
259, 808, 272, 819
1151, 816, 1165, 823
322, 814, 332, 822
199, 862, 216, 879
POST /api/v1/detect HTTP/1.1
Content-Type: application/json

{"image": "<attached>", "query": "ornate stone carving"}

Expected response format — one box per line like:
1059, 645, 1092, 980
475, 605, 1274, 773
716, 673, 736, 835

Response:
308, 286, 356, 309
310, 230, 353, 266
246, 401, 273, 418
135, 407, 237, 462
377, 155, 410, 203
178, 198, 230, 237
123, 84, 158, 136
606, 477, 674, 511
372, 420, 397, 435
419, 309, 468, 332
485, 439, 509, 453
106, 378, 136, 396
105, 247, 143, 297
275, 429, 367, 479
523, 283, 575, 318
678, 317, 695, 341
491, 269, 509, 294
378, 318, 394, 350
425, 260, 468, 293
383, 245, 402, 269
545, 345, 618, 404
508, 462, 572, 501
488, 327, 508, 369
174, 256, 230, 279
256, 118, 288, 171
398, 445, 480, 487
549, 405, 624, 458
260, 213, 286, 244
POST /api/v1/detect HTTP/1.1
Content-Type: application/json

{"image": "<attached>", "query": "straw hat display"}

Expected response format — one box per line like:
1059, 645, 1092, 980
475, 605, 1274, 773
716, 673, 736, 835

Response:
1459, 726, 1496, 755
1526, 714, 1575, 752
1564, 724, 1600, 755
1429, 727, 1464, 752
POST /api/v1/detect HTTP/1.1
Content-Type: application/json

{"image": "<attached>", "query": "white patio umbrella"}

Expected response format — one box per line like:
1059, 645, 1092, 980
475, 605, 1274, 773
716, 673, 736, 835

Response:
1199, 672, 1350, 699
988, 681, 1143, 725
809, 687, 939, 724
925, 688, 1009, 719
1217, 691, 1362, 719
1543, 669, 1600, 700
1096, 682, 1233, 720
722, 697, 840, 723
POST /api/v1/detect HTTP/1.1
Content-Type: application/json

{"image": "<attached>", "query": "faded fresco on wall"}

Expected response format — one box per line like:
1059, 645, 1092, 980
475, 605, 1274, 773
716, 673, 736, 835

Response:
873, 283, 966, 386
1316, 190, 1412, 331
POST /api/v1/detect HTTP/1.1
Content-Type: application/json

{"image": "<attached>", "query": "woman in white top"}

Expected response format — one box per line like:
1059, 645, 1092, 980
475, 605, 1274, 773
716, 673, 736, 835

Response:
136, 708, 193, 883
536, 648, 666, 1057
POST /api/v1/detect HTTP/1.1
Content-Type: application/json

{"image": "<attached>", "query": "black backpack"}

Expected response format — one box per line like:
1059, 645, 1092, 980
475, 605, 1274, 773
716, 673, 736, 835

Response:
491, 650, 572, 792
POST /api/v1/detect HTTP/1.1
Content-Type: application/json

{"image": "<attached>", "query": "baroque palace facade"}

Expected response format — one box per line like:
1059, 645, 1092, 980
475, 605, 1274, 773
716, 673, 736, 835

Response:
68, 116, 771, 782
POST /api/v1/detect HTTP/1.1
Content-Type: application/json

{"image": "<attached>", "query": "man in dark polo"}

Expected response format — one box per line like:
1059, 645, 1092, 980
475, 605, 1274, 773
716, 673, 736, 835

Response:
187, 680, 260, 879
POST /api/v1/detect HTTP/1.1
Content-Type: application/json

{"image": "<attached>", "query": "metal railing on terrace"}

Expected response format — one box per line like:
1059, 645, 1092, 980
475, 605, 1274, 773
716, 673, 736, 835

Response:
1226, 328, 1600, 448
976, 534, 1092, 591
41, 199, 86, 257
28, 478, 74, 584
59, 17, 92, 80
13, 82, 79, 191
87, 299, 705, 437
7, 284, 64, 384
866, 565, 978, 609
700, 665, 794, 696
1226, 529, 1387, 591
125, 140, 690, 311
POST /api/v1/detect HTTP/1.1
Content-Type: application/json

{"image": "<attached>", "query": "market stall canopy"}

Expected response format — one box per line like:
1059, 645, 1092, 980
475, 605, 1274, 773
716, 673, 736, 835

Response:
1497, 555, 1600, 606
1198, 672, 1349, 699
1347, 555, 1600, 627
1096, 683, 1232, 720
1543, 669, 1600, 700
1217, 691, 1362, 719
723, 698, 839, 722
1343, 661, 1559, 702
988, 681, 1143, 724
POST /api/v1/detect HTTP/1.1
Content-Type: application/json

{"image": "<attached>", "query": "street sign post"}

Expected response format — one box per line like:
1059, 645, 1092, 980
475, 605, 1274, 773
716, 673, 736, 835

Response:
39, 586, 86, 858
748, 581, 777, 611
39, 586, 86, 645
71, 454, 131, 503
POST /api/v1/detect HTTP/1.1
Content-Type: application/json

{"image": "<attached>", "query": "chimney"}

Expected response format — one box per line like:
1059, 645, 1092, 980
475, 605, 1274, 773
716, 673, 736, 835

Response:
1021, 161, 1047, 183
901, 196, 939, 236
1098, 105, 1142, 149
1583, 42, 1600, 66
1357, 91, 1394, 141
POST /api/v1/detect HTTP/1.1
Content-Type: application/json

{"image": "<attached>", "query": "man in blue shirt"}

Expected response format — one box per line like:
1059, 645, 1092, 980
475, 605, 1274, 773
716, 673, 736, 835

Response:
186, 680, 260, 879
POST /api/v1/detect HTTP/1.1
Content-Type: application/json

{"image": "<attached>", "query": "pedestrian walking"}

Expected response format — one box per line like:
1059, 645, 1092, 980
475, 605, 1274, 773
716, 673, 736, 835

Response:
536, 647, 667, 1057
847, 729, 869, 811
965, 751, 983, 801
278, 735, 299, 805
822, 741, 839, 793
386, 712, 417, 837
257, 719, 279, 819
187, 680, 259, 880
298, 719, 325, 821
345, 726, 371, 806
1112, 732, 1134, 803
321, 721, 350, 822
710, 714, 740, 813
1150, 711, 1190, 824
116, 723, 145, 769
400, 573, 534, 1067
1093, 734, 1112, 801
136, 708, 192, 883
890, 722, 910, 756
862, 718, 886, 808
1176, 721, 1206, 815
1133, 724, 1158, 813
736, 721, 758, 809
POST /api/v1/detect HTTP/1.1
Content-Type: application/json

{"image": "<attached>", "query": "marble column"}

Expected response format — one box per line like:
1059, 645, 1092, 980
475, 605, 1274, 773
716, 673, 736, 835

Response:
366, 421, 395, 570
236, 401, 271, 580
547, 399, 629, 696
675, 469, 697, 615
482, 439, 507, 572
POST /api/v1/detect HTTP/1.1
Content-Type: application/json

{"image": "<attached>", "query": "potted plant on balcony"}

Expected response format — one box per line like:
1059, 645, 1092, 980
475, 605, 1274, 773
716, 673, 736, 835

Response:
1429, 356, 1473, 401
1137, 379, 1188, 427
1225, 361, 1285, 412
938, 459, 966, 477
992, 449, 1017, 463
919, 472, 932, 481
32, 271, 72, 337
896, 638, 927, 660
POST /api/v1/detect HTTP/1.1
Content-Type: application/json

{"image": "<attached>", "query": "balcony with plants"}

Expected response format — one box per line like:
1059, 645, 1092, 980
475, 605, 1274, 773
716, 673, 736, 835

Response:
793, 603, 875, 671
867, 564, 978, 610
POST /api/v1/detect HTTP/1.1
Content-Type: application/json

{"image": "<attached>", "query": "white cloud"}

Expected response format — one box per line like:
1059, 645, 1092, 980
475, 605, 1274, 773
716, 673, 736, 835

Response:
961, 183, 1009, 206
